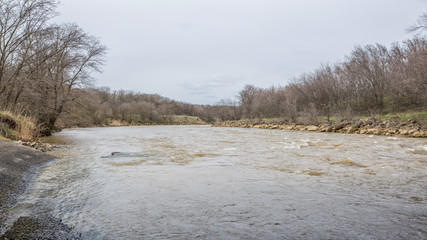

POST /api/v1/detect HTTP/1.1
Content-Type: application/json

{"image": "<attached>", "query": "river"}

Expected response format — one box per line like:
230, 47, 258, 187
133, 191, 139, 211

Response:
11, 126, 427, 239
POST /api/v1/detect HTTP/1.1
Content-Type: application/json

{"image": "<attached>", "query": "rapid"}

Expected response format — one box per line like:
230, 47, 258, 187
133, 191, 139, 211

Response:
9, 126, 427, 239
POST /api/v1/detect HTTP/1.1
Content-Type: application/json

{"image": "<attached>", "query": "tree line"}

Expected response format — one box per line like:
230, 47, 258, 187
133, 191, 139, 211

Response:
235, 36, 427, 122
62, 29, 427, 129
62, 34, 427, 127
1, 2, 425, 136
56, 87, 213, 127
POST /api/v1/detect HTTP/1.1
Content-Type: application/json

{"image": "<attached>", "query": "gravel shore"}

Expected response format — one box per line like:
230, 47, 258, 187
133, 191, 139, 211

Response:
0, 139, 80, 239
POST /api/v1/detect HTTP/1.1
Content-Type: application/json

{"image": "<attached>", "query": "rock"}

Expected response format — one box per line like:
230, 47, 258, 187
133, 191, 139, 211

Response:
378, 121, 388, 128
359, 129, 368, 134
387, 129, 397, 135
317, 127, 326, 132
306, 125, 318, 131
13, 141, 55, 152
296, 125, 305, 131
332, 122, 346, 131
324, 125, 333, 132
413, 131, 427, 138
346, 127, 355, 134
366, 128, 382, 135
317, 123, 329, 132
399, 129, 410, 135
39, 143, 54, 152
352, 120, 364, 129
366, 118, 378, 127
347, 124, 360, 133
213, 119, 425, 138
281, 125, 293, 130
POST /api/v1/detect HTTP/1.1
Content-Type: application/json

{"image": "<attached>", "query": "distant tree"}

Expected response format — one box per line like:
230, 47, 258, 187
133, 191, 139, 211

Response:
407, 13, 427, 35
344, 44, 390, 115
216, 98, 240, 121
390, 38, 427, 109
238, 84, 258, 118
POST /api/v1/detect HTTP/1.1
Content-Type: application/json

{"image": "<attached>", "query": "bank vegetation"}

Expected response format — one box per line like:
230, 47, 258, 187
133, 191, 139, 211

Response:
0, 2, 426, 140
215, 14, 427, 136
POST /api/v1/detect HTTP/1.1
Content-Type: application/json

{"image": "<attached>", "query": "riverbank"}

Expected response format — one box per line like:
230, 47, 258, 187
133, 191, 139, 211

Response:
213, 118, 427, 137
0, 139, 79, 239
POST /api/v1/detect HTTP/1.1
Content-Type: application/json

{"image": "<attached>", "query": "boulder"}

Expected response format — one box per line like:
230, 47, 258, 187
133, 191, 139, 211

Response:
366, 128, 382, 135
306, 125, 318, 131
387, 129, 397, 135
359, 129, 368, 134
413, 131, 427, 138
281, 125, 293, 130
399, 129, 410, 135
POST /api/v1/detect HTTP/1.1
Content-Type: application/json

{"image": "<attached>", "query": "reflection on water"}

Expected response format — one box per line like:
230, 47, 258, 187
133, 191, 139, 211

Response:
12, 126, 427, 239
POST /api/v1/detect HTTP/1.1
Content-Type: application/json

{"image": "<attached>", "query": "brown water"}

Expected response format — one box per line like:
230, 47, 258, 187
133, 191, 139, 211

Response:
12, 126, 427, 239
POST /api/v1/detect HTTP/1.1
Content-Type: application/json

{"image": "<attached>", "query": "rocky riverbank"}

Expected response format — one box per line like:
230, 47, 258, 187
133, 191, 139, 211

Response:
0, 139, 79, 239
213, 118, 427, 138
13, 140, 55, 152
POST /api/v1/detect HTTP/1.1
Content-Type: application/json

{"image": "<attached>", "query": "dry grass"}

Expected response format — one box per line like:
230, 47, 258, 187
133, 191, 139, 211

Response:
0, 111, 39, 141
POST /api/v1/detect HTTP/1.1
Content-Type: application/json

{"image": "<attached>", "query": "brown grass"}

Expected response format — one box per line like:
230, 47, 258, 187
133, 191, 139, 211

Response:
0, 111, 39, 141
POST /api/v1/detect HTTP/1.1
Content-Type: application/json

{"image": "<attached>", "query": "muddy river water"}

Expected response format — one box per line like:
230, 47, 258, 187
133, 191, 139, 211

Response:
11, 126, 427, 239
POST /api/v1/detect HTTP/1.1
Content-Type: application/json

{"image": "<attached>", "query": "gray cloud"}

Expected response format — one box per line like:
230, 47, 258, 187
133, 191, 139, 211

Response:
56, 0, 426, 104
179, 75, 244, 104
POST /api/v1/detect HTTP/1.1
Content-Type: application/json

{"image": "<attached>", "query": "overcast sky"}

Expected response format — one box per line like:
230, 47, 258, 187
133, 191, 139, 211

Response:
56, 0, 426, 104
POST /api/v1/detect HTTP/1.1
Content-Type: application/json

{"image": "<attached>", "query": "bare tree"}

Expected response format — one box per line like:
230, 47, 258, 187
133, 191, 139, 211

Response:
238, 84, 258, 118
0, 0, 57, 103
344, 44, 390, 115
216, 98, 240, 121
27, 23, 106, 134
407, 13, 427, 35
